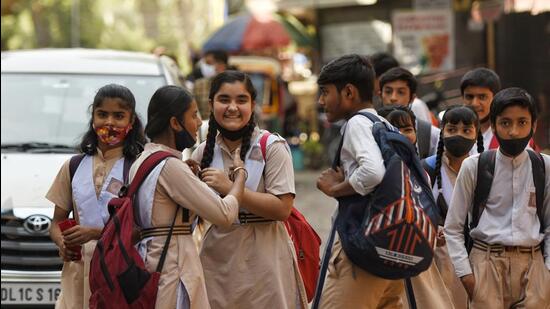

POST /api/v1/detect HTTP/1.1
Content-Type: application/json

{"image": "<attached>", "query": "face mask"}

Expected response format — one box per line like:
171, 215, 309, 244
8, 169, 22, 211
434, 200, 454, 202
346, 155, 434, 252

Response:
174, 120, 196, 151
95, 124, 131, 146
496, 129, 532, 157
215, 119, 250, 141
444, 135, 476, 157
200, 61, 216, 78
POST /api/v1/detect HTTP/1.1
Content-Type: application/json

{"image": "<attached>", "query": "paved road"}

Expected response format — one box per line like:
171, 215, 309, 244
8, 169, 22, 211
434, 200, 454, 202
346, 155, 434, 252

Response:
293, 169, 336, 245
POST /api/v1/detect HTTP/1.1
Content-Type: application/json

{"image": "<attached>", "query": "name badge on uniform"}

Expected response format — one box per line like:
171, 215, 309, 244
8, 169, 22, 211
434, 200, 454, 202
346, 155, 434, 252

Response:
248, 147, 263, 162
528, 187, 536, 208
106, 177, 124, 196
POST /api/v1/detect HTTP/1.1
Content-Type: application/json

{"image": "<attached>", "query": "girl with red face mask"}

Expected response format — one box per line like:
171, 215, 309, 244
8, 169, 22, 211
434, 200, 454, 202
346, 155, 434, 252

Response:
46, 84, 146, 309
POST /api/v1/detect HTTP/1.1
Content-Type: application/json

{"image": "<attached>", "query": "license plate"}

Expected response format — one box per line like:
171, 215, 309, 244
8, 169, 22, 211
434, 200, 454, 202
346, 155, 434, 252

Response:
1, 282, 60, 305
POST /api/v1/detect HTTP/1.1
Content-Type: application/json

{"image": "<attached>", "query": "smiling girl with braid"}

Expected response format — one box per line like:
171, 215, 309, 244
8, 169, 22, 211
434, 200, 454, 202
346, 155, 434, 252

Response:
421, 105, 484, 309
190, 71, 307, 309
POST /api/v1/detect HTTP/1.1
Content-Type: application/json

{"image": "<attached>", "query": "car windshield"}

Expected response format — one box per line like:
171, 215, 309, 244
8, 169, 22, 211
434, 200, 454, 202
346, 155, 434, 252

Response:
1, 73, 165, 147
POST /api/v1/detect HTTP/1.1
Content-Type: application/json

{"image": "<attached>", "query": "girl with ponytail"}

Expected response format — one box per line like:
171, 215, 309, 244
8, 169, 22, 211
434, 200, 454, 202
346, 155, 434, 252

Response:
421, 104, 484, 309
191, 71, 307, 308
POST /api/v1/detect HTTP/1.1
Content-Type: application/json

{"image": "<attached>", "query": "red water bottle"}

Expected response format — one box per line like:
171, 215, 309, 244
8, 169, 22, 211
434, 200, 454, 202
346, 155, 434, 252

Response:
58, 219, 82, 261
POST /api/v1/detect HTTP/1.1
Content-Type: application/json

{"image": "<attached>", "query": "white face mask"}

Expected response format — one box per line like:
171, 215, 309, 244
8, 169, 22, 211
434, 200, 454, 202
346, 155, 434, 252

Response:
200, 60, 216, 78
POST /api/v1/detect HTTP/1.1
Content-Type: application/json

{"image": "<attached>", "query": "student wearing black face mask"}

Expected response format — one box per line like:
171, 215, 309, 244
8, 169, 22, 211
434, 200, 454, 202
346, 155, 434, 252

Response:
420, 105, 484, 309
444, 88, 550, 309
128, 85, 247, 308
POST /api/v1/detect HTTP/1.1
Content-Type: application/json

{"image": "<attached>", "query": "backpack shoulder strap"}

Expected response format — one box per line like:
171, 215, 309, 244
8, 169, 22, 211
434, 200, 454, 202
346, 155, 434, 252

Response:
259, 131, 271, 161
421, 155, 437, 187
156, 206, 180, 273
416, 119, 432, 159
122, 157, 133, 184
527, 150, 546, 233
356, 111, 381, 124
471, 150, 497, 229
124, 151, 175, 198
69, 154, 86, 182
331, 111, 381, 170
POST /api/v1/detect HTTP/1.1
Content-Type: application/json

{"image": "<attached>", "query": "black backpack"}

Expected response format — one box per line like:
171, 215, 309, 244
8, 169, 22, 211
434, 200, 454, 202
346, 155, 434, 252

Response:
416, 119, 433, 159
465, 149, 546, 252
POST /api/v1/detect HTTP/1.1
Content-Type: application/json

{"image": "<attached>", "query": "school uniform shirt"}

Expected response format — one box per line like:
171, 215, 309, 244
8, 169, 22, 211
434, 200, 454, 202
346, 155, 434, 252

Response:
339, 108, 387, 196
444, 149, 550, 278
191, 127, 308, 309
130, 143, 240, 309
432, 154, 458, 205
45, 146, 124, 309
411, 97, 433, 124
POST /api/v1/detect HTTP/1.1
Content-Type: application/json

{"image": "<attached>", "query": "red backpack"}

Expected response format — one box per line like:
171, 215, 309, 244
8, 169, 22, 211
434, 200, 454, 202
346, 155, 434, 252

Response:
89, 151, 179, 309
260, 132, 321, 302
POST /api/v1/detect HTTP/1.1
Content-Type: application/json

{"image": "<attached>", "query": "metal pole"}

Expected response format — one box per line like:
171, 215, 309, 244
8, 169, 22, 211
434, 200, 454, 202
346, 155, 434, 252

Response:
71, 0, 80, 47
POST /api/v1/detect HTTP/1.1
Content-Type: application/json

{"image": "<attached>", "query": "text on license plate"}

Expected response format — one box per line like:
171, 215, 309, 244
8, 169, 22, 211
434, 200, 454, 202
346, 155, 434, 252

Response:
1, 282, 60, 305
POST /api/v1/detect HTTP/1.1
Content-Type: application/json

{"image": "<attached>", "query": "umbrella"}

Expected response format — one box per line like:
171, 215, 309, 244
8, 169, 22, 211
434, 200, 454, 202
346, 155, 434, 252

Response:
203, 13, 313, 53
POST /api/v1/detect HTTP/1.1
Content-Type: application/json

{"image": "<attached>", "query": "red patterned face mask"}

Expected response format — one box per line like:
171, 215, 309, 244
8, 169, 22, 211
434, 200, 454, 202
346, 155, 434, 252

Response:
94, 124, 132, 146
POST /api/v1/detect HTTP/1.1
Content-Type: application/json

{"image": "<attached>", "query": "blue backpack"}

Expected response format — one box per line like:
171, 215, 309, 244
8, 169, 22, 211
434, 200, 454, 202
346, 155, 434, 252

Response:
313, 112, 440, 308
324, 112, 440, 279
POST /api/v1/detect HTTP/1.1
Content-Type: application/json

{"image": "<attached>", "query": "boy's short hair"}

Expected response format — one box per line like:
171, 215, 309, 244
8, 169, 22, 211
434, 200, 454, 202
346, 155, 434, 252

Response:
317, 54, 375, 103
460, 68, 501, 95
369, 52, 399, 77
490, 87, 538, 125
379, 67, 417, 96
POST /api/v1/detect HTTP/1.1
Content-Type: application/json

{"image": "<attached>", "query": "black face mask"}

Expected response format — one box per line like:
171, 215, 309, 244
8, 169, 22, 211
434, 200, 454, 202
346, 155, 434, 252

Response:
444, 135, 476, 157
174, 120, 196, 151
496, 129, 533, 157
216, 119, 250, 141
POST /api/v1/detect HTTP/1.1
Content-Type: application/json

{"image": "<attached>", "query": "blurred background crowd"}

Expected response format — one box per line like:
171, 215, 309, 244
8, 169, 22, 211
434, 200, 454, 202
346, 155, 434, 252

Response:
2, 0, 549, 168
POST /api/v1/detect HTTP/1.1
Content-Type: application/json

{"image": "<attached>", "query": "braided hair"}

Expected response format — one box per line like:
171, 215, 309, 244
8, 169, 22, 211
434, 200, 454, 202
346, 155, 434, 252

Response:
200, 71, 257, 169
433, 105, 484, 191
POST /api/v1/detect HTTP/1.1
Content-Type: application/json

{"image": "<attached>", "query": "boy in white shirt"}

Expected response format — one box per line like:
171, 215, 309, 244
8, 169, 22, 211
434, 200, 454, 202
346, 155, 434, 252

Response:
445, 87, 550, 308
460, 68, 502, 152
316, 54, 404, 308
378, 67, 441, 159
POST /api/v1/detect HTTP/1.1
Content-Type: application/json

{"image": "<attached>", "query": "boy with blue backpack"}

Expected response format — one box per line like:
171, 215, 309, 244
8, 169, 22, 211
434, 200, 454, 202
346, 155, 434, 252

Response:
315, 53, 404, 309
444, 87, 550, 308
315, 54, 439, 308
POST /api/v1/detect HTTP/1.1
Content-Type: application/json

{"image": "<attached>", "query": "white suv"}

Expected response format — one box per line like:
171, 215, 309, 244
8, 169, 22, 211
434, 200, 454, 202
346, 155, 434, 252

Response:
0, 48, 203, 307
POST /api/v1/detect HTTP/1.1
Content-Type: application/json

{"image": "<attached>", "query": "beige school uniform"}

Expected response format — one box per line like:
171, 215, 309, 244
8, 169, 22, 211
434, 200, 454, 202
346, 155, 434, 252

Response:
191, 128, 308, 309
401, 262, 454, 309
46, 147, 124, 309
405, 155, 465, 309
432, 155, 468, 309
320, 236, 405, 309
131, 143, 240, 309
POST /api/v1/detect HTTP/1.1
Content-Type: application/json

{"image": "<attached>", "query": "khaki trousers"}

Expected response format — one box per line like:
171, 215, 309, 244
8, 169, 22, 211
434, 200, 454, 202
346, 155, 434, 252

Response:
469, 246, 550, 309
319, 238, 404, 309
401, 260, 455, 309
435, 244, 468, 309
